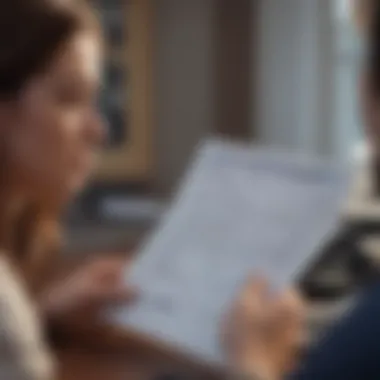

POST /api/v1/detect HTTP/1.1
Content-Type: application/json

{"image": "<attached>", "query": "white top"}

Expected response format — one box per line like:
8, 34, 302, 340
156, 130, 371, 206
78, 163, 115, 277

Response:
0, 254, 54, 380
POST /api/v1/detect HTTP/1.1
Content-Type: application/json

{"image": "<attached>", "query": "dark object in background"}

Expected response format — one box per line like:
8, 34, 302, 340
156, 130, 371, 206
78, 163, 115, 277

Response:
95, 0, 128, 149
94, 0, 125, 47
299, 222, 380, 301
105, 62, 125, 89
289, 279, 380, 380
102, 103, 127, 148
152, 373, 195, 380
106, 18, 124, 47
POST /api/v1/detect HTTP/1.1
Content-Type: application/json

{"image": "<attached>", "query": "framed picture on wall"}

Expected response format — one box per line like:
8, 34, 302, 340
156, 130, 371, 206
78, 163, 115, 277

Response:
93, 0, 153, 182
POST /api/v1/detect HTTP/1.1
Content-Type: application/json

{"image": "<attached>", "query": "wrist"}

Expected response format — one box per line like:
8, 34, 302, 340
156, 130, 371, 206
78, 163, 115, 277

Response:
229, 368, 278, 380
230, 357, 281, 380
241, 366, 279, 380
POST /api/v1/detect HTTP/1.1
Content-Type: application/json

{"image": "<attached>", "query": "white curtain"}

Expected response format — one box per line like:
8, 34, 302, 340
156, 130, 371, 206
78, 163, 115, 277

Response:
254, 0, 361, 161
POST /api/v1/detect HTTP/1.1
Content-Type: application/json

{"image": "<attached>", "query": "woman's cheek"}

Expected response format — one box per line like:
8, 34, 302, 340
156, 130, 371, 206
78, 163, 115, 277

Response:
24, 112, 76, 189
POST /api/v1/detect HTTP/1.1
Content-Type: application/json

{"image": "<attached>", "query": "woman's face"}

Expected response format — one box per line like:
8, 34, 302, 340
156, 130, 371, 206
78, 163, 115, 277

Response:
3, 32, 104, 204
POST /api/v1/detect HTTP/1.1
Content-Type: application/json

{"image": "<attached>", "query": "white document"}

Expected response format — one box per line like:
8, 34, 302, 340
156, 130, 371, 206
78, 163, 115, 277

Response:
109, 140, 351, 365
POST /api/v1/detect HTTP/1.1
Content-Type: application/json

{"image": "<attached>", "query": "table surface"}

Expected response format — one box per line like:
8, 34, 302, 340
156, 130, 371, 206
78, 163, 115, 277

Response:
55, 322, 222, 380
58, 348, 147, 380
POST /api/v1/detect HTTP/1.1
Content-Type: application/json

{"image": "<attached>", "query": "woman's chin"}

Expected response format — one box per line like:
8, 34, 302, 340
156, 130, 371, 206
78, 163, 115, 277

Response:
41, 171, 93, 207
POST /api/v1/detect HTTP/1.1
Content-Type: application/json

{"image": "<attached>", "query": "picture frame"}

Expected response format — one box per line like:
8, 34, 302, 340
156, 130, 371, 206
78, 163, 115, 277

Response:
94, 0, 153, 182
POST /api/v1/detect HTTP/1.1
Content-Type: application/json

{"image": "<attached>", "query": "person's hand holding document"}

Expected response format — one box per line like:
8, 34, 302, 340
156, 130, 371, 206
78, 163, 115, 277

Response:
223, 277, 304, 380
107, 139, 350, 373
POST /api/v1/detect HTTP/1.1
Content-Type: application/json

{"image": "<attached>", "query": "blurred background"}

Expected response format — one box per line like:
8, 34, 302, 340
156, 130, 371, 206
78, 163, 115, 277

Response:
66, 0, 363, 257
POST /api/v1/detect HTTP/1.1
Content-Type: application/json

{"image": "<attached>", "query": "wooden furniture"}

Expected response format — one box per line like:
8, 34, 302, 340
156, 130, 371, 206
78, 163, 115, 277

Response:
57, 347, 149, 380
55, 323, 221, 380
215, 0, 253, 139
53, 305, 223, 380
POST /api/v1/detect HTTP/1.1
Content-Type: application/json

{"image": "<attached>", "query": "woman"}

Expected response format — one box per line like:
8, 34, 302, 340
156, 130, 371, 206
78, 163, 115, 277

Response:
0, 1, 140, 379
0, 0, 303, 379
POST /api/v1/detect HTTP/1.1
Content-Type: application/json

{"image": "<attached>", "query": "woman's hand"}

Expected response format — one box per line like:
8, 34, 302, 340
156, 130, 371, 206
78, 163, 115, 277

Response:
222, 277, 305, 380
39, 256, 137, 322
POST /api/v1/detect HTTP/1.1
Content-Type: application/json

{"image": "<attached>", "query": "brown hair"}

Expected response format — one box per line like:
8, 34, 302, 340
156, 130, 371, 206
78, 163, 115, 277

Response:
0, 0, 98, 292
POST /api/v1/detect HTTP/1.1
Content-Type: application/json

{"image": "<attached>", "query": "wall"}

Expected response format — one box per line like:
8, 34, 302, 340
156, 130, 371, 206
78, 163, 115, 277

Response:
254, 0, 335, 156
153, 0, 216, 194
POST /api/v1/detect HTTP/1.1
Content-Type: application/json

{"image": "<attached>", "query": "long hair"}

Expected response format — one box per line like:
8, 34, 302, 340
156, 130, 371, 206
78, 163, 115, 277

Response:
0, 0, 98, 293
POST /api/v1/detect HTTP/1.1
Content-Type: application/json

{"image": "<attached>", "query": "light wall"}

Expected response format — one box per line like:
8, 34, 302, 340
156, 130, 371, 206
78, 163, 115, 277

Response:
153, 0, 216, 194
254, 0, 335, 156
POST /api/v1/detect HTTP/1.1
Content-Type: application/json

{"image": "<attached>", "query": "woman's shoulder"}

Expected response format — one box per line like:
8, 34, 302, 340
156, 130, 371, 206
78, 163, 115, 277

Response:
0, 251, 55, 380
0, 252, 35, 311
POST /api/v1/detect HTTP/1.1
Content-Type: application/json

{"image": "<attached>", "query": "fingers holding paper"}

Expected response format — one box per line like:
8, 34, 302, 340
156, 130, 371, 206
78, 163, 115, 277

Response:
40, 256, 138, 323
222, 277, 305, 380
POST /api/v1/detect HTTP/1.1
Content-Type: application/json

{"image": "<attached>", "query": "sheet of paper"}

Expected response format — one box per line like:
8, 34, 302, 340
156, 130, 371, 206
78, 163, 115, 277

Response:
109, 139, 351, 365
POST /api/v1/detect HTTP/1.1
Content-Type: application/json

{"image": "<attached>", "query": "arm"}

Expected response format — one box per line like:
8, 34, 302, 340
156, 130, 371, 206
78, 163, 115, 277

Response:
224, 279, 303, 380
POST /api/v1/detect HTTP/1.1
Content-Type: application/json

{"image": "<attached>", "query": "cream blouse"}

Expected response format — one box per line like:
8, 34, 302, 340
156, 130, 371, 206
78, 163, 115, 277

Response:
0, 253, 54, 380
